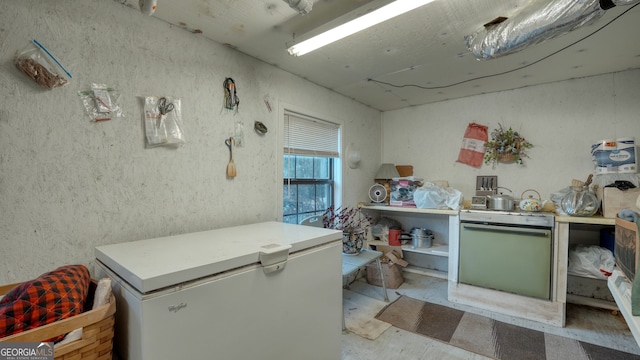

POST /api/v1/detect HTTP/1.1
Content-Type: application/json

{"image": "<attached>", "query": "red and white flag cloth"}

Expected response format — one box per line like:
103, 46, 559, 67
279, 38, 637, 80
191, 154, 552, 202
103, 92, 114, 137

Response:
457, 122, 488, 168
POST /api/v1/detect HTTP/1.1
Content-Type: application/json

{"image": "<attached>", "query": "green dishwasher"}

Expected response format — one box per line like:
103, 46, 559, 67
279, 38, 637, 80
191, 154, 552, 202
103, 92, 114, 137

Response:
459, 222, 553, 300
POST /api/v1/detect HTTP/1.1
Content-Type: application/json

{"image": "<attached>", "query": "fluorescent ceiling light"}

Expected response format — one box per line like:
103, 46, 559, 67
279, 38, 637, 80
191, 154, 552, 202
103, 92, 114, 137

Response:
287, 0, 435, 56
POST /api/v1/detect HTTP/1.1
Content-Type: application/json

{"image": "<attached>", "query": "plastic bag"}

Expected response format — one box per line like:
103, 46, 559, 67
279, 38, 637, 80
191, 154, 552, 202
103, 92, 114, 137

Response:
78, 83, 124, 122
144, 96, 185, 147
14, 40, 71, 89
551, 187, 572, 215
371, 217, 403, 243
457, 123, 488, 168
567, 245, 614, 280
413, 182, 463, 210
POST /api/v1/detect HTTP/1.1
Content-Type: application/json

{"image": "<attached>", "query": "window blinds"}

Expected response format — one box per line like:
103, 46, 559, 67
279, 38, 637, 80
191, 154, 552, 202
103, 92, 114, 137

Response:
283, 112, 340, 158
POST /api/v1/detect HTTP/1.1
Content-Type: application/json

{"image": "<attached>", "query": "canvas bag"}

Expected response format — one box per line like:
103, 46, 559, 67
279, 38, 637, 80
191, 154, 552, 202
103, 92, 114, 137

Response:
457, 123, 488, 168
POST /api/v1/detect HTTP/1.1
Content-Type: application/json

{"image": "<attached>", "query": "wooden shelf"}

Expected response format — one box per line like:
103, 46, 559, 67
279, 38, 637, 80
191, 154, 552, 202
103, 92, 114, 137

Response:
555, 215, 615, 225
566, 294, 618, 310
402, 244, 449, 257
363, 204, 458, 281
403, 265, 448, 280
368, 240, 449, 258
359, 204, 458, 215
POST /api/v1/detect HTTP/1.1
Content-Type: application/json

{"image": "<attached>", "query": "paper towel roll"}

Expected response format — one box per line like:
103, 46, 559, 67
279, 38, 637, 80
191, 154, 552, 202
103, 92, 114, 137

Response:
592, 137, 637, 174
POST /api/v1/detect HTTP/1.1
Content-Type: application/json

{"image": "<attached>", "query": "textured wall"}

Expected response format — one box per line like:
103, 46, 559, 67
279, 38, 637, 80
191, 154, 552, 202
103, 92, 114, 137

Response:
0, 0, 381, 283
381, 70, 640, 200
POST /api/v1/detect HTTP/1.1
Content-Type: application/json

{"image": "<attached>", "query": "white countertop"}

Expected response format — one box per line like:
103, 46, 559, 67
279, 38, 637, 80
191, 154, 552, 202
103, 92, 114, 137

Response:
361, 204, 619, 225
554, 215, 616, 225
359, 205, 459, 215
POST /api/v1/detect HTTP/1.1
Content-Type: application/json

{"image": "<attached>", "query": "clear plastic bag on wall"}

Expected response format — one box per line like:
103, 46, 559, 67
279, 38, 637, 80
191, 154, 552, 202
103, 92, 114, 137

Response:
144, 96, 185, 147
14, 40, 71, 89
78, 83, 124, 122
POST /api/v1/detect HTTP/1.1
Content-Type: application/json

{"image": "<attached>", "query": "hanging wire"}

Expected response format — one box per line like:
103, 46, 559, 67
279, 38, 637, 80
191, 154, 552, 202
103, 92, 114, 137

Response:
223, 77, 240, 111
285, 114, 292, 196
368, 3, 639, 91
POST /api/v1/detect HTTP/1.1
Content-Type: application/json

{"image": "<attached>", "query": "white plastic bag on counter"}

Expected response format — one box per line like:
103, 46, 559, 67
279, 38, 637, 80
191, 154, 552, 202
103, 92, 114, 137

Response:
413, 182, 463, 210
567, 245, 614, 280
551, 186, 572, 215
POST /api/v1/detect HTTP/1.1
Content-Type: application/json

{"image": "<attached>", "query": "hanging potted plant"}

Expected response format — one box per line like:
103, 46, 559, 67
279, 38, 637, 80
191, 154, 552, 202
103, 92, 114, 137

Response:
322, 205, 372, 255
484, 124, 533, 167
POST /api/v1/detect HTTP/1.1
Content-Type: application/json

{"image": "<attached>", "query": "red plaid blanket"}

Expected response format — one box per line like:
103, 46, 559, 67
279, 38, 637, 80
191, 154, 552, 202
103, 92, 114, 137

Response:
0, 265, 90, 342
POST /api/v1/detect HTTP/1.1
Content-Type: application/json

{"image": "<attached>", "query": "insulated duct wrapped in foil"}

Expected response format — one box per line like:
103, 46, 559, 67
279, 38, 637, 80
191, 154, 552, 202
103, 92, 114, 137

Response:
466, 0, 637, 60
285, 0, 313, 15
612, 0, 640, 5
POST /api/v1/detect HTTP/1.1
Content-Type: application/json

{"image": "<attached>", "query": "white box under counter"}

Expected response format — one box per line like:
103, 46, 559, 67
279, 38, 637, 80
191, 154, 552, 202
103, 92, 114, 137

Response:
450, 213, 617, 328
451, 209, 564, 327
555, 215, 617, 309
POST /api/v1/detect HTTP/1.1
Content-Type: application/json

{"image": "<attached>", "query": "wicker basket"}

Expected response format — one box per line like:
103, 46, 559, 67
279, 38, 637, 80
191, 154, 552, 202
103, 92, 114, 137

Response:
0, 281, 116, 360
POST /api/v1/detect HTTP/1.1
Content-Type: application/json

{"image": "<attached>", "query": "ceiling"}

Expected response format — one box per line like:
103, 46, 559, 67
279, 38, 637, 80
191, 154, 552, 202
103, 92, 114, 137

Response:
118, 0, 640, 111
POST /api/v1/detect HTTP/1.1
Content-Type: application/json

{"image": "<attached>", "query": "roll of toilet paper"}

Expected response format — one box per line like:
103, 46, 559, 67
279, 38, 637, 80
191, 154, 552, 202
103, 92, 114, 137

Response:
592, 137, 637, 174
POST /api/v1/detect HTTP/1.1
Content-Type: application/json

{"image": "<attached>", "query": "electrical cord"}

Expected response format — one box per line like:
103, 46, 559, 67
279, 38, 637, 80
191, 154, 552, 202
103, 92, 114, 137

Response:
346, 268, 361, 287
223, 77, 240, 111
368, 3, 639, 91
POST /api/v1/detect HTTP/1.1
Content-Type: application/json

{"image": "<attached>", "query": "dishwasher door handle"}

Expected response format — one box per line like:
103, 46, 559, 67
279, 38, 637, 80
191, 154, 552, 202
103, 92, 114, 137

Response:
462, 223, 550, 237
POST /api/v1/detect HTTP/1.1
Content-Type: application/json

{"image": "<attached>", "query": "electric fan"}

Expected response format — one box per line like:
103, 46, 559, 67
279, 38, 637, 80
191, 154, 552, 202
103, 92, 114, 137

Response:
368, 184, 388, 205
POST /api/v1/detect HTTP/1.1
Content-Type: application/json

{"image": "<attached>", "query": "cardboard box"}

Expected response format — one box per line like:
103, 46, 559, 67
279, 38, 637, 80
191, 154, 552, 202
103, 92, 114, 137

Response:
374, 245, 407, 265
615, 217, 640, 281
366, 245, 407, 289
389, 179, 421, 207
366, 262, 404, 289
596, 187, 640, 218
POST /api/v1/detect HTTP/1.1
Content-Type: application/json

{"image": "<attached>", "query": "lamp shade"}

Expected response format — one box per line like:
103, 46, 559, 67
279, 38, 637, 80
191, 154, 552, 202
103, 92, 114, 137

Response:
375, 163, 399, 180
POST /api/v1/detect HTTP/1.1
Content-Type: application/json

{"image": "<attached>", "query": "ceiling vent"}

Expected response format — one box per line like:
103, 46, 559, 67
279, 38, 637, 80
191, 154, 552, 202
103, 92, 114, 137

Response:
284, 0, 313, 15
466, 0, 639, 60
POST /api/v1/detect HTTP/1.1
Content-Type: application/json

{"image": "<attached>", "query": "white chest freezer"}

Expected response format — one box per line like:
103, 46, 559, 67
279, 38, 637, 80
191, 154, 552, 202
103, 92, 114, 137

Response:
95, 221, 342, 360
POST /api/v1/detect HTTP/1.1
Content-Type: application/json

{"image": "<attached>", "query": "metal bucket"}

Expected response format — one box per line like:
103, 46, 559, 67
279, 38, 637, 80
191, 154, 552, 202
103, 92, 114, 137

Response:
411, 233, 433, 248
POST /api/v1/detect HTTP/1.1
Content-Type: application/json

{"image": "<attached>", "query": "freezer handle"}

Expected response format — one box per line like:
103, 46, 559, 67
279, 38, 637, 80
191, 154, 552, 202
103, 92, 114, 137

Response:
259, 244, 292, 274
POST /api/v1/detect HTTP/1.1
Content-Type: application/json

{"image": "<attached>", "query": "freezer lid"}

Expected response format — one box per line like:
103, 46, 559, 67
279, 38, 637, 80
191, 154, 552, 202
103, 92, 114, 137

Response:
95, 221, 341, 294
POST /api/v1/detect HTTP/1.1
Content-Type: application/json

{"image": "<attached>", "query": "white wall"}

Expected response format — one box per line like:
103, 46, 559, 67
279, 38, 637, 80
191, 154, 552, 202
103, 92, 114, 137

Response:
0, 0, 381, 283
381, 70, 640, 202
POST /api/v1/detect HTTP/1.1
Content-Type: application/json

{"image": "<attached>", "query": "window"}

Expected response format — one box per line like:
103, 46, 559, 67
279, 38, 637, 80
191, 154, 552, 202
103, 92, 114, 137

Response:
282, 112, 340, 225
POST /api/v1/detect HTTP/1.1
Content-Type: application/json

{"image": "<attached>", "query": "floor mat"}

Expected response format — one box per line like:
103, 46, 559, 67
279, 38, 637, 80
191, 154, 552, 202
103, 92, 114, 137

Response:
343, 289, 391, 340
376, 295, 640, 360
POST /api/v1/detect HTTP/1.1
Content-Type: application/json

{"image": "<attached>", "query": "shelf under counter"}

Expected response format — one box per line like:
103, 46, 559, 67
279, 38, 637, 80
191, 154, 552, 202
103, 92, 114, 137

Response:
368, 240, 450, 281
566, 274, 617, 310
554, 215, 618, 313
403, 265, 448, 280
368, 240, 449, 257
362, 204, 459, 281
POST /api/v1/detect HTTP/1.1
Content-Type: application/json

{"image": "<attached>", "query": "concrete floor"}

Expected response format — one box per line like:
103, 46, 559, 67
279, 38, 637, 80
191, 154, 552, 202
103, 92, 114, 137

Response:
341, 272, 640, 360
